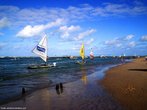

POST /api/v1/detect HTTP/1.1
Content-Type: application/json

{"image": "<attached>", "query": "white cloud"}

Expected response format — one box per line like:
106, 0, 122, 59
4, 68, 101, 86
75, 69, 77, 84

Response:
104, 34, 135, 48
0, 6, 19, 13
125, 34, 134, 40
59, 25, 81, 38
93, 2, 147, 16
99, 3, 129, 16
0, 32, 4, 36
141, 35, 147, 41
72, 46, 79, 50
86, 38, 94, 45
71, 39, 93, 51
116, 43, 122, 47
0, 42, 6, 49
0, 6, 19, 18
0, 2, 147, 28
128, 41, 136, 47
16, 19, 65, 37
71, 42, 82, 51
16, 25, 44, 37
74, 29, 96, 41
0, 17, 9, 28
104, 38, 119, 45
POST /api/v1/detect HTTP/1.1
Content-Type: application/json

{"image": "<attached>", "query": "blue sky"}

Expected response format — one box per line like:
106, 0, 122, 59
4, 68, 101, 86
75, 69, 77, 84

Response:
0, 0, 147, 57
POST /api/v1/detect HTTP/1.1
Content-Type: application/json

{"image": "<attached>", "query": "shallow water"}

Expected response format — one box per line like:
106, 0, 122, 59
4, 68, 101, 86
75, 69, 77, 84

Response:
0, 57, 124, 104
1, 64, 124, 110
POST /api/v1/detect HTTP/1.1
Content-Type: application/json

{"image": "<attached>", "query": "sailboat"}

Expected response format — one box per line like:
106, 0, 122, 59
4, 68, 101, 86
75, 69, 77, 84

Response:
28, 35, 56, 69
90, 48, 94, 59
76, 43, 86, 64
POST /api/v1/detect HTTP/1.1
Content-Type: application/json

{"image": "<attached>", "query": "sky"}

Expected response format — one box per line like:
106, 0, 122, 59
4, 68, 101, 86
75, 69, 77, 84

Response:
0, 0, 147, 57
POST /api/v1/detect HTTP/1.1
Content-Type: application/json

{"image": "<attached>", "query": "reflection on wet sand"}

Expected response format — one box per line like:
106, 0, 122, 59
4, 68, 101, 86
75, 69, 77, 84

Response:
55, 83, 63, 95
81, 67, 88, 85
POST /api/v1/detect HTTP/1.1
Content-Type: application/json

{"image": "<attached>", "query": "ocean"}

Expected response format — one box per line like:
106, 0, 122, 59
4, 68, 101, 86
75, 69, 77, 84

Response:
0, 57, 126, 104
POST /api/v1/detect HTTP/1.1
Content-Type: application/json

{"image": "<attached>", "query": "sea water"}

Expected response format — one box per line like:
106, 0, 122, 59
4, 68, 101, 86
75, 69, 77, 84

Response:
0, 57, 125, 104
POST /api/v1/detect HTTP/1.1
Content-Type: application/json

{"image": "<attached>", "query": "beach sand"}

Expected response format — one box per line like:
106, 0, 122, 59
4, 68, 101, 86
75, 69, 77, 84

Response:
101, 58, 147, 110
0, 66, 123, 110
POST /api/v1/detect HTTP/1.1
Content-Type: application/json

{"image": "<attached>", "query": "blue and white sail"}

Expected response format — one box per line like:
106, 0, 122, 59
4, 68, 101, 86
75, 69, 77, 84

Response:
32, 35, 48, 62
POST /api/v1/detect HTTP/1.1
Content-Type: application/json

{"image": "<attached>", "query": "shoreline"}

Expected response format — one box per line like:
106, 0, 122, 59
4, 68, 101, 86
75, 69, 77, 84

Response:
101, 58, 147, 110
0, 64, 124, 110
0, 57, 124, 105
0, 62, 122, 106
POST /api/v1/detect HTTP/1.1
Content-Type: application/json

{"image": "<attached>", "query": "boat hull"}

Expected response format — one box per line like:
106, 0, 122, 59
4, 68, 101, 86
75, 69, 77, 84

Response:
28, 64, 54, 69
76, 61, 86, 65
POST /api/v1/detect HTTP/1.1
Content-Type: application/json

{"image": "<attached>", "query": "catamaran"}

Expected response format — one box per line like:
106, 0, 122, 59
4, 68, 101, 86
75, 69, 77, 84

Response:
28, 35, 56, 69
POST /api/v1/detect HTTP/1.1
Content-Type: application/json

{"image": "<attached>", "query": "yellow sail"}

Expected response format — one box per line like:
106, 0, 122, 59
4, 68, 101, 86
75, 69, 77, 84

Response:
80, 43, 85, 60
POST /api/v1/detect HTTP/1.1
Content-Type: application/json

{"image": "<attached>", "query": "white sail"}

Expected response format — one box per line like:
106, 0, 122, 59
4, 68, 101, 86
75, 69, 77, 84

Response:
32, 35, 48, 62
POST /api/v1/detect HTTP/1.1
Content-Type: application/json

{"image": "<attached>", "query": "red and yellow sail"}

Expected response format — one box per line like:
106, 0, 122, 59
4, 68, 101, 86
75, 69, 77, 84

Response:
90, 48, 94, 59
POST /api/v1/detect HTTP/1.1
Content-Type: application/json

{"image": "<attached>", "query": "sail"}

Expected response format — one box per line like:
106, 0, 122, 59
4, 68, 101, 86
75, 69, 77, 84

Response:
90, 48, 94, 59
32, 35, 48, 62
80, 43, 85, 60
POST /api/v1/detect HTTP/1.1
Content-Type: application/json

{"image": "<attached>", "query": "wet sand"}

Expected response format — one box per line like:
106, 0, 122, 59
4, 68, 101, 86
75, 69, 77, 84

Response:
0, 66, 123, 110
102, 58, 147, 110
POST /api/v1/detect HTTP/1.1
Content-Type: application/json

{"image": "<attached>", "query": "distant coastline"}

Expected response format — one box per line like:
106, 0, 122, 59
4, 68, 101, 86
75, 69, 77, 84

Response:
0, 55, 145, 59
